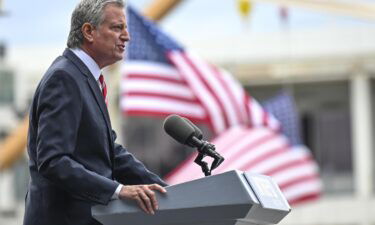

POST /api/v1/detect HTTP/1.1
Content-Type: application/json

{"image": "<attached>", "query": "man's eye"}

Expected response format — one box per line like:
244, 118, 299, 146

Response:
113, 25, 122, 30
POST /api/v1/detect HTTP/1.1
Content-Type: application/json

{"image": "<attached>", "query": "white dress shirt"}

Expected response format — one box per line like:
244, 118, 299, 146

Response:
71, 48, 123, 200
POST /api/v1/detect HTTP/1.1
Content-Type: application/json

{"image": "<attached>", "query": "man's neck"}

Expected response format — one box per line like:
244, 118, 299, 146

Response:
71, 48, 101, 81
80, 45, 111, 69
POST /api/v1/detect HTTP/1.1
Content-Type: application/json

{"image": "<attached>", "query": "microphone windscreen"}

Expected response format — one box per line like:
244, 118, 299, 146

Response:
183, 118, 203, 140
163, 114, 195, 144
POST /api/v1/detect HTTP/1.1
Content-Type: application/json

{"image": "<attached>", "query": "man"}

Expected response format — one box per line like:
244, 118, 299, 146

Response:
23, 1, 167, 225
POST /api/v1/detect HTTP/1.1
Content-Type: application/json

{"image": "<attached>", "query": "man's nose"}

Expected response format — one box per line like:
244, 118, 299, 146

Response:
121, 29, 130, 42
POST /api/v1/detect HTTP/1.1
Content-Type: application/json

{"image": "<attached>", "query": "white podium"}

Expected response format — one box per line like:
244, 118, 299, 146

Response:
92, 170, 291, 225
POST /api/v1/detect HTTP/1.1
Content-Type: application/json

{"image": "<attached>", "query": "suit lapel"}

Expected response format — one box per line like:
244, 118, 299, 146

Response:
86, 77, 113, 133
86, 77, 115, 168
63, 49, 114, 151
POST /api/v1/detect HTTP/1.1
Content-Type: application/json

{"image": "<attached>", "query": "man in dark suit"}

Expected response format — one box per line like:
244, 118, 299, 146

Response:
23, 1, 167, 225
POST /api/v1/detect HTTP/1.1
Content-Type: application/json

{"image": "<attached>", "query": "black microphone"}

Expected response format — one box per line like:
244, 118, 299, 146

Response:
163, 114, 207, 150
183, 118, 203, 140
163, 114, 197, 147
163, 114, 224, 175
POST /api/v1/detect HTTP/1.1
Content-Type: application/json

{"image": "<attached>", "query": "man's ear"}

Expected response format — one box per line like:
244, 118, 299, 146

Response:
81, 23, 95, 43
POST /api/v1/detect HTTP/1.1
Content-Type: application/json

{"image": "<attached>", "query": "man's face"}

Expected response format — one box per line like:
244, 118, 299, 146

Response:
91, 4, 129, 68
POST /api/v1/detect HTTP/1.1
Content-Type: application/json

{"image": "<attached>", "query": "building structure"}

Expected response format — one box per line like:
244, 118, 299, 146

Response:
187, 25, 375, 225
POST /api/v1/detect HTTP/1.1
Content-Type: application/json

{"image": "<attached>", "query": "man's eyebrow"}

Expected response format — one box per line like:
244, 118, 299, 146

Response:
111, 22, 127, 27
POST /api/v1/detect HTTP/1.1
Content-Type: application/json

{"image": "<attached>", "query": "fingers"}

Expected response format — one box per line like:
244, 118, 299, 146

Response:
148, 189, 158, 211
119, 184, 167, 215
142, 184, 167, 213
134, 195, 148, 214
148, 184, 167, 194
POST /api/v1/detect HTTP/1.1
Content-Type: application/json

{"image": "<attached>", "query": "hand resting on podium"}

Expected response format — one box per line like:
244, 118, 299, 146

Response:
119, 184, 167, 215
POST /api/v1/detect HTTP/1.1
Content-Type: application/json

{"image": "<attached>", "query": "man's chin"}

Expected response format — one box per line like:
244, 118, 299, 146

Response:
115, 54, 124, 61
107, 55, 124, 65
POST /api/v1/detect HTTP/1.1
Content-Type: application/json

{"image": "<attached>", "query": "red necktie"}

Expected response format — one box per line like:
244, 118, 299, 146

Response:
99, 74, 108, 106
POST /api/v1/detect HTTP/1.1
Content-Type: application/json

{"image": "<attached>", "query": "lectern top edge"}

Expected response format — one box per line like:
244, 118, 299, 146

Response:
92, 170, 291, 225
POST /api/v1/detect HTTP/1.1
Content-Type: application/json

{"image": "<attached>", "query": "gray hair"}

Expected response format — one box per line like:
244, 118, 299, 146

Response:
67, 0, 125, 48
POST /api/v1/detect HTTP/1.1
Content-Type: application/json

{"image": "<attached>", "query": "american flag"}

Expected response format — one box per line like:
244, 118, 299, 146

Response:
262, 92, 303, 146
165, 126, 321, 205
121, 6, 279, 135
165, 93, 322, 205
121, 6, 322, 205
262, 93, 322, 203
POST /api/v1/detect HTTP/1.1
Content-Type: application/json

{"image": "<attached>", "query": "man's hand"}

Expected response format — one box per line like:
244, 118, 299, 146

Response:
118, 184, 167, 215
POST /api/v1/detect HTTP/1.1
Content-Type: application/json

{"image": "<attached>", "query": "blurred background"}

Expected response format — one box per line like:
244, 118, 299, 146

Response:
0, 0, 375, 224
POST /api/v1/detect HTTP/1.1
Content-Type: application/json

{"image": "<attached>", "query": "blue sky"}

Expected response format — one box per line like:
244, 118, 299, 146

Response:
0, 0, 373, 48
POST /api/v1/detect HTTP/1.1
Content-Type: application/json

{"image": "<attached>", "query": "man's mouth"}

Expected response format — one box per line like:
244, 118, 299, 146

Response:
118, 44, 125, 51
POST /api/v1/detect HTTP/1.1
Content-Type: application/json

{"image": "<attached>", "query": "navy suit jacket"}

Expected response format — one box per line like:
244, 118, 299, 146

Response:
23, 49, 167, 225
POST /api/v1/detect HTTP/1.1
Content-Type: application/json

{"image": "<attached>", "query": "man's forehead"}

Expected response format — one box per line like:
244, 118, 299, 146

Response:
102, 5, 126, 22
103, 3, 125, 14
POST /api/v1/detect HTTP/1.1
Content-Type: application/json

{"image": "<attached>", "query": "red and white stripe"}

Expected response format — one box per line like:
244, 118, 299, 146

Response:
246, 95, 280, 129
121, 61, 207, 121
168, 51, 279, 134
121, 52, 280, 134
165, 126, 322, 205
169, 51, 227, 134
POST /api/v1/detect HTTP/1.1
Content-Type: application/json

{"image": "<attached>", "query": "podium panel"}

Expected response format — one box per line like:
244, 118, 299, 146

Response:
92, 170, 291, 225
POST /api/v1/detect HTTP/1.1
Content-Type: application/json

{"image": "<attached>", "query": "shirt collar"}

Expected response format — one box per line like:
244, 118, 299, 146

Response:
71, 48, 101, 81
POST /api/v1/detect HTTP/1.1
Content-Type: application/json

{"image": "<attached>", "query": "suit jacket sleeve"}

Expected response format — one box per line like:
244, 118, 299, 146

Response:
111, 130, 168, 187
36, 70, 119, 205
